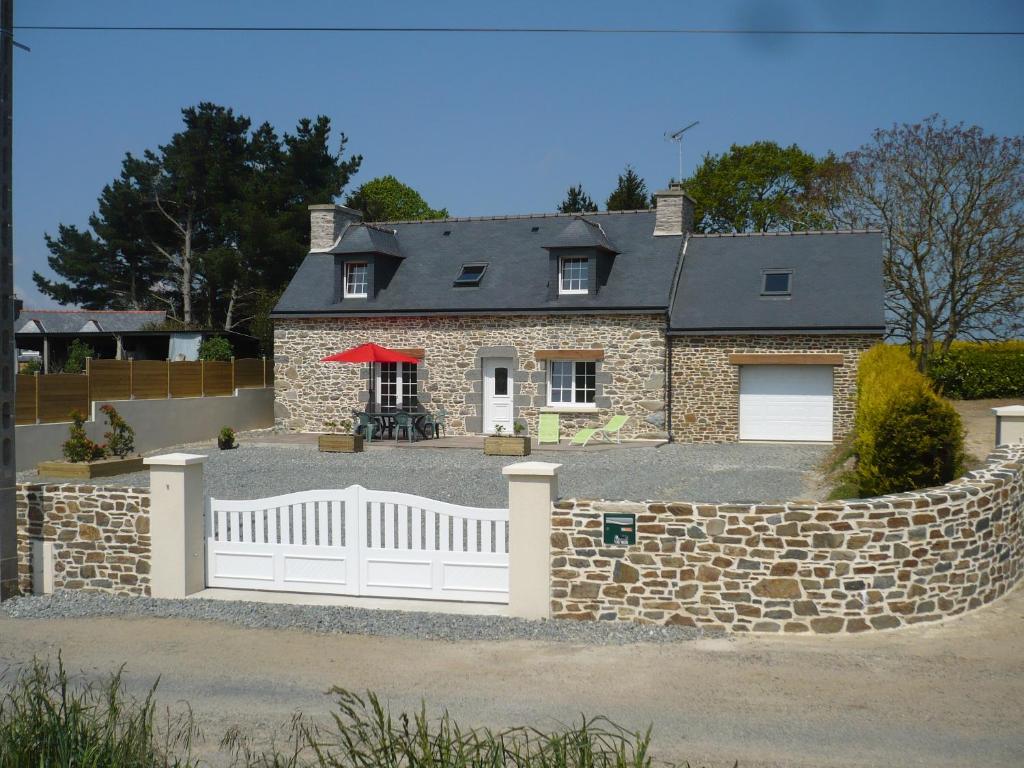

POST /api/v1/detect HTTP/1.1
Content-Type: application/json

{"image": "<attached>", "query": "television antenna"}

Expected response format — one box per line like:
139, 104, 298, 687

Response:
664, 120, 699, 181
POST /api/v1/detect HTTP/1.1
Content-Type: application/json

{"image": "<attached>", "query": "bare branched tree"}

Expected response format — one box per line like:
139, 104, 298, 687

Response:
830, 115, 1024, 362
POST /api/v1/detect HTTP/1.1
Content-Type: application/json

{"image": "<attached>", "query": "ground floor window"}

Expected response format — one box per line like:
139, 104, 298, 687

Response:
548, 360, 596, 405
377, 362, 417, 410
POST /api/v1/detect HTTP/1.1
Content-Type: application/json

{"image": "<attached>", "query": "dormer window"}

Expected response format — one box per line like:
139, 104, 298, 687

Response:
559, 256, 589, 295
454, 263, 487, 286
761, 269, 792, 296
344, 262, 368, 298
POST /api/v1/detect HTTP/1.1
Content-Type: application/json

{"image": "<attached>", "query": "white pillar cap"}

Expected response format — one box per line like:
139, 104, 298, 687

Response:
143, 453, 208, 467
502, 461, 562, 477
992, 405, 1024, 416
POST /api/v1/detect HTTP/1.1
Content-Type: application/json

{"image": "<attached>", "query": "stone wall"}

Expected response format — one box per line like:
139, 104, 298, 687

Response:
668, 334, 878, 443
274, 314, 667, 439
551, 446, 1024, 633
16, 483, 151, 596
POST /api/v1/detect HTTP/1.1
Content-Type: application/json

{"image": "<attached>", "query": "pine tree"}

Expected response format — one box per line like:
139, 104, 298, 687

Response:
605, 166, 651, 211
35, 104, 361, 332
557, 184, 598, 213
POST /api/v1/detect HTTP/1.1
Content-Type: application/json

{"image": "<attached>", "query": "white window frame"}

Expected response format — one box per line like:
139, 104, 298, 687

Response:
558, 256, 589, 295
547, 360, 597, 407
344, 261, 369, 298
376, 362, 417, 410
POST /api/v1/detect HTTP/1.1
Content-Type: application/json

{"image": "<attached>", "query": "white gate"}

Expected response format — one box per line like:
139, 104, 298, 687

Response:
206, 486, 510, 603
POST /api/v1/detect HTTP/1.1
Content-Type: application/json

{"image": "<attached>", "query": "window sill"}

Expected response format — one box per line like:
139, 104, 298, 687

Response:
540, 405, 599, 413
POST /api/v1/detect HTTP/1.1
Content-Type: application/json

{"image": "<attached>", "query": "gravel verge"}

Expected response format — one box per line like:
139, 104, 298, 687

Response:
2, 592, 720, 645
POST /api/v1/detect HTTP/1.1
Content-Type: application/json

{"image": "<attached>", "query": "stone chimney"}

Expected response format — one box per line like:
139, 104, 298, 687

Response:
653, 183, 695, 236
308, 203, 363, 251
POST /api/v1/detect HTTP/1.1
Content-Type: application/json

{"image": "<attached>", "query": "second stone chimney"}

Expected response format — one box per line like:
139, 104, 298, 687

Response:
653, 183, 695, 236
308, 203, 363, 251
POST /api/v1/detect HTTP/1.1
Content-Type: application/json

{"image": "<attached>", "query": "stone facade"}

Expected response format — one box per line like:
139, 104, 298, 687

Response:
16, 483, 151, 596
551, 446, 1024, 633
274, 314, 668, 440
669, 334, 878, 443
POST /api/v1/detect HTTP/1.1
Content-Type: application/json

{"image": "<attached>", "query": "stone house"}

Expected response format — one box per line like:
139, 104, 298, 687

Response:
272, 186, 884, 442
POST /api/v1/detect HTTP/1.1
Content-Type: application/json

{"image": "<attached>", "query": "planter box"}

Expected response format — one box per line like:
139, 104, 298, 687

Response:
37, 455, 145, 479
484, 436, 531, 456
319, 434, 364, 453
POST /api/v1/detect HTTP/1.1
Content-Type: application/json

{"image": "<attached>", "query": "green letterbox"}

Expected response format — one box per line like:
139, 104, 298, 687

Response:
603, 513, 636, 546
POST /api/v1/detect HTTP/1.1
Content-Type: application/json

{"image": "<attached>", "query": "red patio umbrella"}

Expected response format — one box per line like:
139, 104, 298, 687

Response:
321, 343, 420, 411
321, 343, 420, 365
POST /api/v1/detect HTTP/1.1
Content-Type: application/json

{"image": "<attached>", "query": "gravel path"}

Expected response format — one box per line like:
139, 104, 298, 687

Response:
1, 592, 713, 645
20, 440, 828, 507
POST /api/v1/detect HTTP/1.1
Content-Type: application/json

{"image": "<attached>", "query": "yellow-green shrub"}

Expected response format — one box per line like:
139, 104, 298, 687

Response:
854, 345, 965, 496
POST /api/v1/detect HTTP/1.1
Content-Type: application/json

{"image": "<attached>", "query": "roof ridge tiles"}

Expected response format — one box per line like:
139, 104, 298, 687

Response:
367, 208, 652, 226
690, 228, 882, 238
21, 308, 165, 314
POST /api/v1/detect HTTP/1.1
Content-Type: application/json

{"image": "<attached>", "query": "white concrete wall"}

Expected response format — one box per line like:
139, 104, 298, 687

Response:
15, 388, 274, 471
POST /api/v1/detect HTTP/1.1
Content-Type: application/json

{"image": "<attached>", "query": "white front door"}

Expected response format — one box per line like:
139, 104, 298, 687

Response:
482, 358, 514, 434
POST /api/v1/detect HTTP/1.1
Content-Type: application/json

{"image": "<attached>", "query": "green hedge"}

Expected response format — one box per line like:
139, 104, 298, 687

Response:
927, 341, 1024, 399
853, 345, 965, 496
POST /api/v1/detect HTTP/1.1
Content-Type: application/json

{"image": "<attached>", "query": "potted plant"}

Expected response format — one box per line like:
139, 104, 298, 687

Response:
36, 406, 144, 479
218, 426, 238, 450
483, 420, 531, 456
318, 418, 364, 453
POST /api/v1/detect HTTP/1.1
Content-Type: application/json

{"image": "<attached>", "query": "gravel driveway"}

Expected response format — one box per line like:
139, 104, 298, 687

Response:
22, 439, 828, 506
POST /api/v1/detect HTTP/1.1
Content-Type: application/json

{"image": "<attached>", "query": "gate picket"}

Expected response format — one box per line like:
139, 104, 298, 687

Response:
206, 486, 509, 602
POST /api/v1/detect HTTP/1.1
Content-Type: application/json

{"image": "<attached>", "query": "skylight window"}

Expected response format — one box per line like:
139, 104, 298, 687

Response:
454, 263, 487, 286
761, 269, 792, 296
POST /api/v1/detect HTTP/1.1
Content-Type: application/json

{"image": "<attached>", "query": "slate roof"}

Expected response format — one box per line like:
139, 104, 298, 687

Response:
543, 217, 619, 253
668, 230, 885, 334
326, 223, 402, 258
274, 210, 682, 316
15, 309, 167, 335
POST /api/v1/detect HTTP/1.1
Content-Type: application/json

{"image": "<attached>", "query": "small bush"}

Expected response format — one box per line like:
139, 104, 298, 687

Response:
218, 426, 237, 449
0, 657, 198, 767
61, 410, 106, 463
64, 338, 95, 373
927, 340, 1024, 399
199, 336, 233, 362
20, 358, 41, 374
851, 345, 965, 496
100, 404, 136, 458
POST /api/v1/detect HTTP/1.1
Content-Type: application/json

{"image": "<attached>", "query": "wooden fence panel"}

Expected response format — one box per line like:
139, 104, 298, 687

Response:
131, 360, 169, 400
234, 358, 265, 388
169, 361, 203, 398
88, 359, 131, 401
203, 360, 233, 396
15, 374, 36, 424
37, 374, 90, 423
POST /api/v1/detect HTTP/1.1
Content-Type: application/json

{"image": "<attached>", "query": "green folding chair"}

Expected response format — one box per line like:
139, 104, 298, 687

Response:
570, 415, 629, 447
538, 413, 560, 444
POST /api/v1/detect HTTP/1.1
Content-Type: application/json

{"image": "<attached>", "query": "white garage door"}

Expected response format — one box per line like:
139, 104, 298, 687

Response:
739, 365, 834, 442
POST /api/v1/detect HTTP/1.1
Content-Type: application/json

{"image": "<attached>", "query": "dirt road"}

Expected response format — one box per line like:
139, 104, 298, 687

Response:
1, 587, 1023, 767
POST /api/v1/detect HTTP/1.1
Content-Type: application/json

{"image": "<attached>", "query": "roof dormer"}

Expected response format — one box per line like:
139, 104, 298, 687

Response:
543, 216, 620, 298
328, 223, 404, 302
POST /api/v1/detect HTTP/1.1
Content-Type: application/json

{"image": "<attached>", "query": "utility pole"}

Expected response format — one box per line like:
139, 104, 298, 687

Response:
0, 0, 17, 600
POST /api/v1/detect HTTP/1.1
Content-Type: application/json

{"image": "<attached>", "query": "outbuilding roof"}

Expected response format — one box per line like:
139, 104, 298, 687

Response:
15, 309, 167, 335
667, 230, 886, 334
274, 210, 683, 316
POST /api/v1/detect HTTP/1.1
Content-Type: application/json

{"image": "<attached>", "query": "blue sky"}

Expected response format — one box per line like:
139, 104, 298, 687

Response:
12, 0, 1024, 307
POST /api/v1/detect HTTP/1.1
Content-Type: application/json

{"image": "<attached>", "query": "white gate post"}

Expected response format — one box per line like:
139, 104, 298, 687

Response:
144, 453, 207, 598
502, 461, 561, 620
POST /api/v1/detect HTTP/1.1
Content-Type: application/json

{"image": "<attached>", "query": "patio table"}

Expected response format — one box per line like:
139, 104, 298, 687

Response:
362, 409, 433, 440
